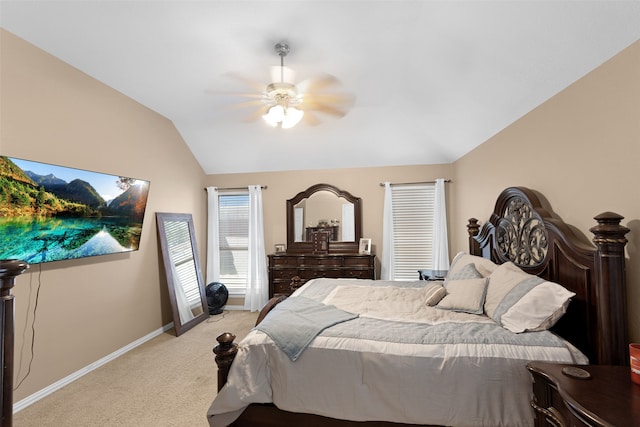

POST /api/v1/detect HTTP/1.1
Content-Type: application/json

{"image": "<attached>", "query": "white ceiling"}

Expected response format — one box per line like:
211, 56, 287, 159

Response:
2, 1, 640, 175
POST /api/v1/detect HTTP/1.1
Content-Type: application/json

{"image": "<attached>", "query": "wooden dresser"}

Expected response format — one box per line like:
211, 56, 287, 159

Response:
268, 254, 376, 297
527, 361, 640, 427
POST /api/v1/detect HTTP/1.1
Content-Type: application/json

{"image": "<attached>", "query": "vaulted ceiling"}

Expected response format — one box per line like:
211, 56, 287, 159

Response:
2, 1, 639, 174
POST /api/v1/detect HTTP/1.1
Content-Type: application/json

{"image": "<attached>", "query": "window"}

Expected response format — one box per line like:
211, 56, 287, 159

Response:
218, 192, 249, 294
391, 184, 435, 280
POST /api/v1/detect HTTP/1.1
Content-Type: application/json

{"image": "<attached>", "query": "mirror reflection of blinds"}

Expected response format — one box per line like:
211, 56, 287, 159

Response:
165, 221, 201, 307
218, 193, 250, 293
391, 184, 435, 280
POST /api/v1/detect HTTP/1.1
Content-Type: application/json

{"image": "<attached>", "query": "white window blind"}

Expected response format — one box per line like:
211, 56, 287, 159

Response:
391, 184, 435, 280
218, 192, 249, 294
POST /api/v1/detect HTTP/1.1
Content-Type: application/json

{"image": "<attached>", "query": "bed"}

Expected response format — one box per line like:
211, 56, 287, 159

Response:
207, 187, 630, 427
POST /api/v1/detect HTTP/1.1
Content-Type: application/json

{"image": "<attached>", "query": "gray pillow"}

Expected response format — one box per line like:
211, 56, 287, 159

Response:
444, 262, 482, 285
436, 278, 489, 315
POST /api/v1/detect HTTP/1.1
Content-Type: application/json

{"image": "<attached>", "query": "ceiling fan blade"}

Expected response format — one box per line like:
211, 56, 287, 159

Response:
243, 104, 271, 122
298, 74, 342, 92
299, 102, 348, 117
302, 92, 355, 107
301, 111, 322, 126
225, 72, 267, 93
209, 91, 265, 99
225, 99, 268, 110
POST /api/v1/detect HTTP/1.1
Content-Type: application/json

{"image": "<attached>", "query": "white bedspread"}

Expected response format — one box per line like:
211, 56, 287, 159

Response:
323, 283, 495, 324
207, 278, 587, 427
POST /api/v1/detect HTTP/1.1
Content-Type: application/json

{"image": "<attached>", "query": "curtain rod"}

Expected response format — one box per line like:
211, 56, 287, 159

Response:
204, 185, 268, 191
379, 179, 451, 187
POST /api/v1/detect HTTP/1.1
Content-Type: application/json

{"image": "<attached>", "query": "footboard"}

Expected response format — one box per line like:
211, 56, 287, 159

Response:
213, 295, 287, 391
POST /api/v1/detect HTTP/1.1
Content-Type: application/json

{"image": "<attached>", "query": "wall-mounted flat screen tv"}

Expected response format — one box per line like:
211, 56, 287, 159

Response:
0, 156, 150, 264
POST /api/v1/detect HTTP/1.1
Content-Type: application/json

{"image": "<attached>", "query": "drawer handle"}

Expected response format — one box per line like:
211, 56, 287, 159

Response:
530, 401, 566, 427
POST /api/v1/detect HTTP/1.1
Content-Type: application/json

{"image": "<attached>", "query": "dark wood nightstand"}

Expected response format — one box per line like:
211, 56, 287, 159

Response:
417, 269, 447, 281
527, 361, 640, 426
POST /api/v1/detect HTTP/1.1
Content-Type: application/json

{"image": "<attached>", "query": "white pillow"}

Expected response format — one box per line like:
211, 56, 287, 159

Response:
436, 278, 488, 314
486, 262, 575, 333
423, 282, 447, 306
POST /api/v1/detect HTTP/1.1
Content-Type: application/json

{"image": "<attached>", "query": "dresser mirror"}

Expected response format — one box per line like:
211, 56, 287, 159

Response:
286, 184, 362, 254
156, 212, 208, 336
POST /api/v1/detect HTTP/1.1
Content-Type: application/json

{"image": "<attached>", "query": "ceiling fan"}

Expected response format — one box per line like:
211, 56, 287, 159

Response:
223, 42, 354, 129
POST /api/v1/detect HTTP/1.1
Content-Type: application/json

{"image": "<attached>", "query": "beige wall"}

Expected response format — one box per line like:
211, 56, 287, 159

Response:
1, 30, 207, 401
451, 40, 640, 341
204, 163, 453, 270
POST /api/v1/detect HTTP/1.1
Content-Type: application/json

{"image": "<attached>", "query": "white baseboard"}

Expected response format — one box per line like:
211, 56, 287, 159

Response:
13, 322, 174, 413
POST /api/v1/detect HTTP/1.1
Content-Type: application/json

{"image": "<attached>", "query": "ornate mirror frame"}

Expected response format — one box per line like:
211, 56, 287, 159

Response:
156, 212, 208, 336
286, 183, 362, 254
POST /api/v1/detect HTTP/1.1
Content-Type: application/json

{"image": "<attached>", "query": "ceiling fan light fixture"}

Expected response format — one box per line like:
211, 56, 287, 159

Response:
265, 82, 298, 100
262, 105, 304, 129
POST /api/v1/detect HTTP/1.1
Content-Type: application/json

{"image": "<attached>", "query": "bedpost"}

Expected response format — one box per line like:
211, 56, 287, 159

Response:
467, 218, 481, 256
589, 212, 630, 366
213, 332, 238, 392
212, 298, 288, 391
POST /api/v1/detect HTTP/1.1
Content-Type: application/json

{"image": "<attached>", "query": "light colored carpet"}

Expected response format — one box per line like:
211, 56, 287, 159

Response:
13, 310, 259, 427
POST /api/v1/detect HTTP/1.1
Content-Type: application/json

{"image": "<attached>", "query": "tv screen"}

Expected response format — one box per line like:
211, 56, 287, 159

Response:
0, 156, 150, 264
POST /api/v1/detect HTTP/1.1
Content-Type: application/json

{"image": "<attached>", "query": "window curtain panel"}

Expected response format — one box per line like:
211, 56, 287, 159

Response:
206, 187, 221, 284
245, 185, 269, 312
380, 182, 394, 280
432, 178, 450, 273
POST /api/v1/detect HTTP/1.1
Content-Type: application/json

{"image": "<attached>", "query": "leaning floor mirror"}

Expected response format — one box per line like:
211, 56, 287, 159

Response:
156, 212, 208, 336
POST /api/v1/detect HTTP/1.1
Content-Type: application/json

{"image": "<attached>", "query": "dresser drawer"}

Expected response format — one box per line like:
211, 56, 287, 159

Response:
271, 268, 298, 280
299, 269, 343, 280
269, 256, 299, 267
343, 269, 374, 279
343, 256, 373, 267
299, 257, 342, 267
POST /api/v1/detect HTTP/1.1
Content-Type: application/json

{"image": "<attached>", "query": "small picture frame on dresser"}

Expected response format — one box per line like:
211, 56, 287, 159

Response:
274, 243, 286, 254
359, 238, 372, 255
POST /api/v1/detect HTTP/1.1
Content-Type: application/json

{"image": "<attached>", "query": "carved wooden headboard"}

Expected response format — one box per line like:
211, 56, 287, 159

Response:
467, 187, 629, 365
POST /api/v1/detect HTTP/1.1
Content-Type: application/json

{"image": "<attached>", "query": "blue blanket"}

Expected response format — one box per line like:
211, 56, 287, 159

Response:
254, 296, 358, 361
